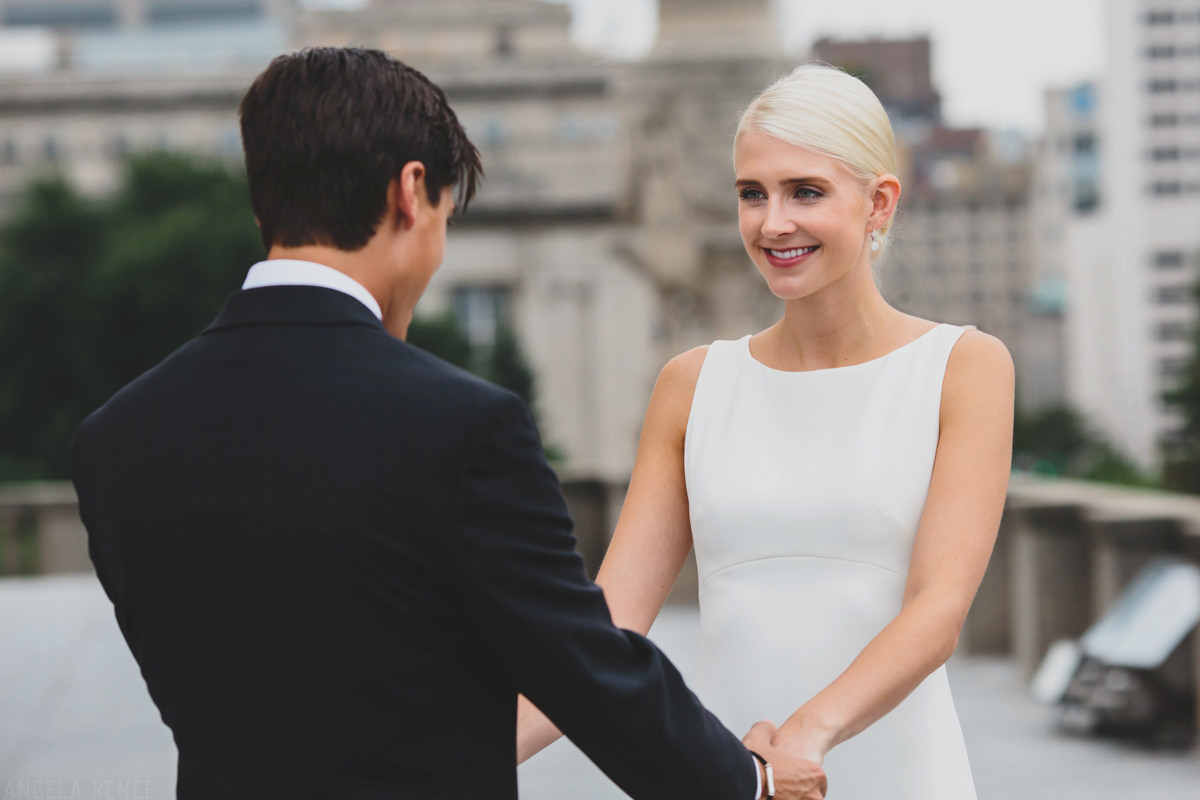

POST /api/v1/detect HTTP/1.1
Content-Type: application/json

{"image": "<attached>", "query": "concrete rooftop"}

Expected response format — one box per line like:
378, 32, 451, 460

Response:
2, 574, 1198, 799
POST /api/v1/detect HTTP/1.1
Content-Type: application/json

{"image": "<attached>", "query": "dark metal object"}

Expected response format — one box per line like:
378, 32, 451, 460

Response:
1033, 558, 1200, 747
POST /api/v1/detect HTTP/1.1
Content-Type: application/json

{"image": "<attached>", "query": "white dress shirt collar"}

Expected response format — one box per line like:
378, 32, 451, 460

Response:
242, 259, 383, 321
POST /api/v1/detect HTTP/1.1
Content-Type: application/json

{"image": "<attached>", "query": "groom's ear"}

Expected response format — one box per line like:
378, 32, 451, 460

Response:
392, 161, 426, 231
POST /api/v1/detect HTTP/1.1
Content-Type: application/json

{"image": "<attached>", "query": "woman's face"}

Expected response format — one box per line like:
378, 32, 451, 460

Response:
734, 129, 879, 302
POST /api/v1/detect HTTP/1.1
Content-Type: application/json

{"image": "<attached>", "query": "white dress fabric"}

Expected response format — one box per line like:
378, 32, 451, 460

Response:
685, 323, 977, 800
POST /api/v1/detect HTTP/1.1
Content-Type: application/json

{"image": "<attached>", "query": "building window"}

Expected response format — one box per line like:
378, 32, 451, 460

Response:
1155, 250, 1187, 268
1152, 181, 1183, 195
1073, 186, 1099, 212
147, 1, 262, 25
1160, 357, 1190, 377
1, 139, 15, 165
1158, 322, 1192, 341
453, 285, 511, 348
1156, 285, 1193, 304
107, 134, 129, 159
43, 136, 59, 164
218, 128, 242, 157
1148, 78, 1178, 93
1145, 10, 1175, 24
1151, 146, 1181, 160
1146, 44, 1177, 59
1150, 112, 1179, 126
3, 3, 116, 27
476, 118, 506, 148
495, 26, 514, 59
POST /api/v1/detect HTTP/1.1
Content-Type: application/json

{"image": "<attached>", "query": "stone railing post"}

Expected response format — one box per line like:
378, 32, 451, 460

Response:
0, 482, 90, 575
1086, 516, 1182, 616
960, 499, 1015, 655
1010, 501, 1091, 679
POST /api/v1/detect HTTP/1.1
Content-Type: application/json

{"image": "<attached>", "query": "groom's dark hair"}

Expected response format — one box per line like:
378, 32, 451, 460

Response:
239, 47, 482, 251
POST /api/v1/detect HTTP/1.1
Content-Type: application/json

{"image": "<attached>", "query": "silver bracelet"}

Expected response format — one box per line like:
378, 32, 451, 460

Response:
749, 751, 775, 800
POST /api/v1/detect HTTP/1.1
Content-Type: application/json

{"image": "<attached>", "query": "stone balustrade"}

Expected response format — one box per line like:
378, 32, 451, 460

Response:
0, 481, 90, 575
5, 474, 1200, 738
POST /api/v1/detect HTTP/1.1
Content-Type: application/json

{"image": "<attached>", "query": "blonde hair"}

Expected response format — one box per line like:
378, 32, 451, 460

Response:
736, 64, 900, 254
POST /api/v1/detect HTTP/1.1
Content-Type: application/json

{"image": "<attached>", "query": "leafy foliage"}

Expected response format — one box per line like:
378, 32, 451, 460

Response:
407, 313, 559, 460
0, 153, 553, 478
1012, 404, 1151, 487
1162, 296, 1200, 492
0, 154, 262, 480
406, 312, 472, 371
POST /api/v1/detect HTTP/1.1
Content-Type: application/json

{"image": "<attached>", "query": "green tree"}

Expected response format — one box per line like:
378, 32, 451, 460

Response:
0, 153, 262, 480
406, 314, 560, 461
0, 179, 108, 480
1012, 404, 1151, 487
0, 153, 556, 478
478, 323, 535, 407
406, 312, 472, 371
1162, 289, 1200, 492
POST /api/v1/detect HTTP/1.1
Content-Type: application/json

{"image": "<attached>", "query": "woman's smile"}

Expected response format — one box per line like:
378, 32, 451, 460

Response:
763, 245, 820, 268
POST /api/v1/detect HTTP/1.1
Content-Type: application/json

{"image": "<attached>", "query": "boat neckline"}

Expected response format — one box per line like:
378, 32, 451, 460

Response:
741, 323, 949, 375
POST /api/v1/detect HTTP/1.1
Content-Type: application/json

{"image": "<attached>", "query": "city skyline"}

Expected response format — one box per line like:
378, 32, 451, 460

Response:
549, 0, 1103, 134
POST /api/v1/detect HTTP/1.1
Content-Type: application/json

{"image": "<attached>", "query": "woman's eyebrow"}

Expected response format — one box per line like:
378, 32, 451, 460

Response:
734, 176, 834, 188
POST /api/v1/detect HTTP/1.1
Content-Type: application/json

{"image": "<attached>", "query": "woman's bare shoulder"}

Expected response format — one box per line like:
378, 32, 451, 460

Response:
647, 345, 711, 429
659, 345, 710, 386
942, 329, 1015, 415
948, 328, 1013, 373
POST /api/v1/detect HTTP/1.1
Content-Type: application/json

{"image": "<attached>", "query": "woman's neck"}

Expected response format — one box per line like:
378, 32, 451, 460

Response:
765, 265, 907, 371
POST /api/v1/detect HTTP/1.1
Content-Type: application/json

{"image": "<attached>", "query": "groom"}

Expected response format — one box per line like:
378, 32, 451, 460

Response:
71, 48, 825, 799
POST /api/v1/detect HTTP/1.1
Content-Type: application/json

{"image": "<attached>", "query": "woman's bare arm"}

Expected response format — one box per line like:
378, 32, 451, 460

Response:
517, 347, 708, 763
769, 330, 1014, 763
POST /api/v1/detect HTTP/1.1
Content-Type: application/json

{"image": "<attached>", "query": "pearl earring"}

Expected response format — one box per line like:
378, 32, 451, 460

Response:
869, 230, 880, 253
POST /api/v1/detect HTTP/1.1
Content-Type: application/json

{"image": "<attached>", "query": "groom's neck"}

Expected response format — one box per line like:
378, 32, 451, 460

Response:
264, 243, 424, 342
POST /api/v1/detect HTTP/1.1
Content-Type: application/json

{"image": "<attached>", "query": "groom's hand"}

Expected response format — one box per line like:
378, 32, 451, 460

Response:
744, 721, 827, 800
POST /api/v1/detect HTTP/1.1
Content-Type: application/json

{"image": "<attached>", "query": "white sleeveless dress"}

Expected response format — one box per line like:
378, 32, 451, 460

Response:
684, 323, 977, 800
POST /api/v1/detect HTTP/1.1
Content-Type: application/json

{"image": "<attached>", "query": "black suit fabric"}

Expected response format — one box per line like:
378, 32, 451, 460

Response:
71, 286, 753, 799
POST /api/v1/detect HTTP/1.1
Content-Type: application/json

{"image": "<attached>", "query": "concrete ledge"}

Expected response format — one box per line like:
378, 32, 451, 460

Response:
0, 481, 89, 575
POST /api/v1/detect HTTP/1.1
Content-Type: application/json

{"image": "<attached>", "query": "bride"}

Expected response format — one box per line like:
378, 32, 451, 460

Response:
518, 64, 1013, 798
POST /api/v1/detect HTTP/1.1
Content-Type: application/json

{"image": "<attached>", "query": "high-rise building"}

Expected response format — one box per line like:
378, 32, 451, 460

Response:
812, 36, 942, 131
815, 37, 1041, 411
881, 130, 1035, 387
1025, 83, 1100, 414
1064, 0, 1200, 469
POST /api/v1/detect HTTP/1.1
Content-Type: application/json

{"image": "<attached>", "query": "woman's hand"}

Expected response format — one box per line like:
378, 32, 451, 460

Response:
744, 720, 828, 800
768, 715, 834, 767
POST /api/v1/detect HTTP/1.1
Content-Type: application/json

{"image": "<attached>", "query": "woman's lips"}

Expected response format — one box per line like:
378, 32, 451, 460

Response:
763, 245, 819, 268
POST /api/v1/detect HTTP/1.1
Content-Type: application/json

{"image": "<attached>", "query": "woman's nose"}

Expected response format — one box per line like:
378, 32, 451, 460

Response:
761, 201, 796, 238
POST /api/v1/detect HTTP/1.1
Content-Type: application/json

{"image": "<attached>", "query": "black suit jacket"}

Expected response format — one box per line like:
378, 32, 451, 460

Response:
71, 285, 754, 799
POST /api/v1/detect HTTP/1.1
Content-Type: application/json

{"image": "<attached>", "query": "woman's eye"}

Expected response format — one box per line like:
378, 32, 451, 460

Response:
738, 188, 765, 201
796, 187, 822, 200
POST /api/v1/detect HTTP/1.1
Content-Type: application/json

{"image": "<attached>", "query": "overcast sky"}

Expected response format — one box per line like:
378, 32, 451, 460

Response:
552, 0, 1105, 135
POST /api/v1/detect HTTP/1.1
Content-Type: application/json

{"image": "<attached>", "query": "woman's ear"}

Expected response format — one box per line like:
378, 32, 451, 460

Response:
869, 173, 902, 230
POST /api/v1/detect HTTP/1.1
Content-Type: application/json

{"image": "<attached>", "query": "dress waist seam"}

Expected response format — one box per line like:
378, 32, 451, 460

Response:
698, 553, 909, 586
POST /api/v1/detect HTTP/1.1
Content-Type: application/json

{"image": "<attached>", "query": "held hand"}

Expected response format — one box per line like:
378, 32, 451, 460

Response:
768, 721, 830, 769
744, 721, 827, 800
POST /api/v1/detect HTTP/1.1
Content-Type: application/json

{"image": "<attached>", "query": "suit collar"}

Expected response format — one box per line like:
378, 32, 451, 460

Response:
204, 285, 387, 334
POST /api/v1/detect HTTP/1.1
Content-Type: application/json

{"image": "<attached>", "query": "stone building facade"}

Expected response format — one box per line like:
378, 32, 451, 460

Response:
0, 0, 1055, 540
